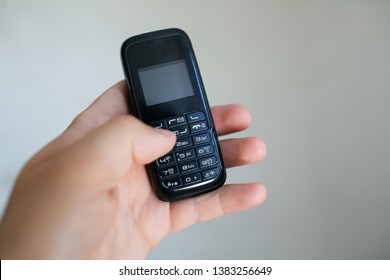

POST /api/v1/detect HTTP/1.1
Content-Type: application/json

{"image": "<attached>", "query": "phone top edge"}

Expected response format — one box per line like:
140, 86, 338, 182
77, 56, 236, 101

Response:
121, 28, 190, 51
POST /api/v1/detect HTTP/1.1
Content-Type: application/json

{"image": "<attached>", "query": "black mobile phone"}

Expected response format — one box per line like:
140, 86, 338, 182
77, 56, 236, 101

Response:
121, 28, 226, 201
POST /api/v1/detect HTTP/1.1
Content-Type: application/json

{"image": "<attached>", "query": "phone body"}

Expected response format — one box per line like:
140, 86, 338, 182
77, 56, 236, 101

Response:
121, 28, 226, 201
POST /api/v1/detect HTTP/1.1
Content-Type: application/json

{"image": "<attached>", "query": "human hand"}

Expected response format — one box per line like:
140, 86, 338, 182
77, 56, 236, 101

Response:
0, 81, 267, 259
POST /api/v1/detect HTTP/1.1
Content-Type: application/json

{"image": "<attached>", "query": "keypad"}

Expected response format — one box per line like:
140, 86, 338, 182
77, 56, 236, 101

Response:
151, 111, 221, 189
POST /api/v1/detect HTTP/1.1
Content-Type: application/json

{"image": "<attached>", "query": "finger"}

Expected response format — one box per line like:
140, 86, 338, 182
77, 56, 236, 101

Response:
44, 116, 176, 192
211, 104, 252, 136
169, 183, 267, 233
220, 137, 267, 168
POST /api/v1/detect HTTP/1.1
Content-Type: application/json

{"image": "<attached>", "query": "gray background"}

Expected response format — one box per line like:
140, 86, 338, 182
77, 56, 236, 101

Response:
1, 0, 389, 259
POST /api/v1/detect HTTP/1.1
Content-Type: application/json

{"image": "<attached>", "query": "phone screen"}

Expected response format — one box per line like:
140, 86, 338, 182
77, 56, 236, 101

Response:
138, 60, 194, 106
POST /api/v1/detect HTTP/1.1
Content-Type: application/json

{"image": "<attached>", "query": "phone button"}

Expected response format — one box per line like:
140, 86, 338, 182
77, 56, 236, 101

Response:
175, 137, 192, 149
179, 161, 198, 173
150, 120, 167, 129
199, 156, 218, 168
159, 165, 179, 178
157, 153, 175, 165
193, 133, 211, 144
187, 111, 205, 123
202, 168, 220, 181
196, 144, 214, 156
182, 173, 201, 185
162, 177, 182, 188
170, 124, 189, 136
175, 149, 195, 161
167, 115, 186, 127
190, 121, 208, 133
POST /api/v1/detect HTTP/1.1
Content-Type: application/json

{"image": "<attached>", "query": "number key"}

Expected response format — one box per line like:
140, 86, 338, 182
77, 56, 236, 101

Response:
159, 165, 179, 178
199, 156, 217, 168
175, 149, 195, 161
196, 144, 214, 156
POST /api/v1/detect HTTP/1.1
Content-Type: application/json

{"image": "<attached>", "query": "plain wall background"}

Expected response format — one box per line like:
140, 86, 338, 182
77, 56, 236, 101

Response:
1, 0, 390, 259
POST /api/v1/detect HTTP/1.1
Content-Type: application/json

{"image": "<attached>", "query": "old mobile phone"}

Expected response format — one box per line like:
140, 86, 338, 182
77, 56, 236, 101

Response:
121, 28, 226, 201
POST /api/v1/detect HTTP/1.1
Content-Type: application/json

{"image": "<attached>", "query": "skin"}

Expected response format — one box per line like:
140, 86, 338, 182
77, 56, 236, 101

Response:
0, 81, 267, 259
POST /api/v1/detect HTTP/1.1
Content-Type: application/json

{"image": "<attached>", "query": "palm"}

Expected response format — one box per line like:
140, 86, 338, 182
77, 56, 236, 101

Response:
89, 164, 170, 259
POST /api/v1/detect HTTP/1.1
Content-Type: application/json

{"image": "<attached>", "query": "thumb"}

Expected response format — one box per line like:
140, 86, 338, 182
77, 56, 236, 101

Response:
48, 115, 176, 191
0, 115, 175, 259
